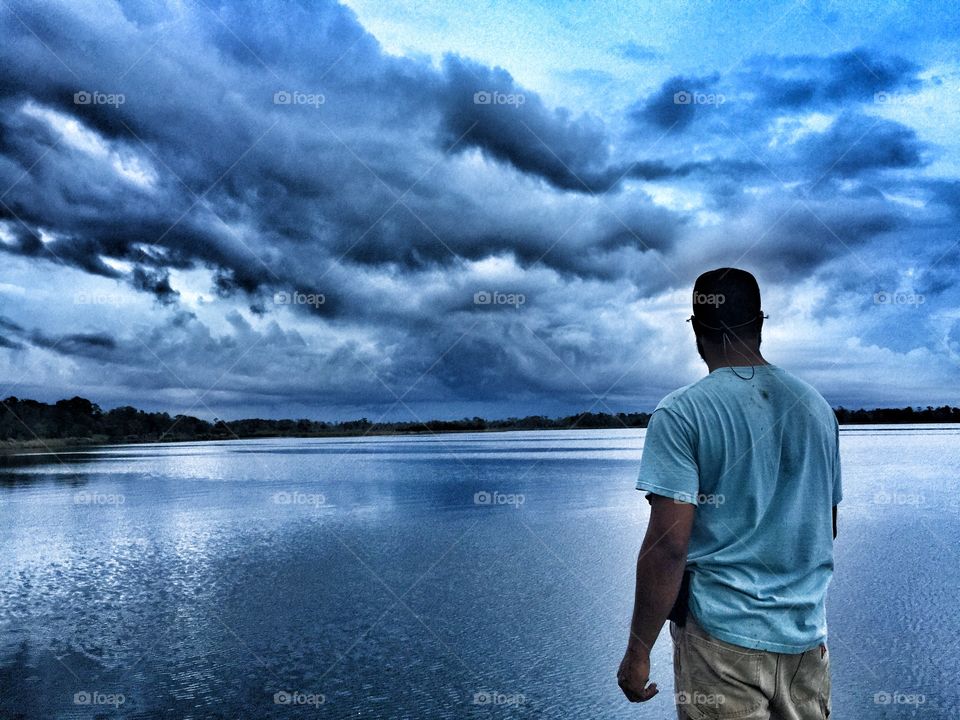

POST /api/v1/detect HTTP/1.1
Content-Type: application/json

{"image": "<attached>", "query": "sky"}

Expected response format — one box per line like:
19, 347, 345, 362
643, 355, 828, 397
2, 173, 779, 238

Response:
0, 0, 959, 422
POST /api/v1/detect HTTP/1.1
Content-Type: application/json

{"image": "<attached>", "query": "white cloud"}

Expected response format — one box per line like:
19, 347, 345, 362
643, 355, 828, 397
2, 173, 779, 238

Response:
767, 112, 836, 148
21, 101, 157, 189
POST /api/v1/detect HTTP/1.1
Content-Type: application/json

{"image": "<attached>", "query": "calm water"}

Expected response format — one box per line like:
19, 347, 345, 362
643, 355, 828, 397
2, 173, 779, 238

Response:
1, 426, 958, 719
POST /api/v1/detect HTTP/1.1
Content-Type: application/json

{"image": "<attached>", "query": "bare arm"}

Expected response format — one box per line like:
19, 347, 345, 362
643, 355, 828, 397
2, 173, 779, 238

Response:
617, 496, 695, 702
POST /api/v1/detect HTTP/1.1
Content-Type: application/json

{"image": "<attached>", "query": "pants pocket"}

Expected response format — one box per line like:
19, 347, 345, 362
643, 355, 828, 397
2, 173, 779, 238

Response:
789, 644, 830, 717
680, 632, 764, 719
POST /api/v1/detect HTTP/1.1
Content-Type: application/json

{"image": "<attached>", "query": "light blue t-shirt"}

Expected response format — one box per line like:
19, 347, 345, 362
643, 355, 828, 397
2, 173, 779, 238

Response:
636, 364, 842, 653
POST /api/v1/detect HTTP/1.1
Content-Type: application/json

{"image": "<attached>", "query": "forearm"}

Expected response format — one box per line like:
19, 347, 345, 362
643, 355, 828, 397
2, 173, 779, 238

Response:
618, 497, 694, 703
626, 545, 687, 655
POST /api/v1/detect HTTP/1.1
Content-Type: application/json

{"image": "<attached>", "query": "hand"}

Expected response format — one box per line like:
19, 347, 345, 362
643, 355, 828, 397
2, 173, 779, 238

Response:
617, 647, 659, 702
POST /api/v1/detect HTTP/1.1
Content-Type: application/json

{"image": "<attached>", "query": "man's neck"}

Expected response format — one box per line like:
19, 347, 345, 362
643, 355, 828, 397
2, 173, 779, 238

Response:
702, 346, 768, 374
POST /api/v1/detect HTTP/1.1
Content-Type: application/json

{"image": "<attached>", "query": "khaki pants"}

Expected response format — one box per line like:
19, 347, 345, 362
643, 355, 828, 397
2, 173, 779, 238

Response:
670, 616, 831, 720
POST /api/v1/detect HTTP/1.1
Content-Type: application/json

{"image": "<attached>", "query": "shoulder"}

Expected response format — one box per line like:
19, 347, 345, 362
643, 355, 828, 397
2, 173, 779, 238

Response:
651, 378, 715, 433
655, 376, 713, 414
774, 367, 835, 417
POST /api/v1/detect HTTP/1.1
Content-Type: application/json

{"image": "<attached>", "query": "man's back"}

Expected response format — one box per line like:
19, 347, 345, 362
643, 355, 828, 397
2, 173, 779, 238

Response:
636, 363, 842, 653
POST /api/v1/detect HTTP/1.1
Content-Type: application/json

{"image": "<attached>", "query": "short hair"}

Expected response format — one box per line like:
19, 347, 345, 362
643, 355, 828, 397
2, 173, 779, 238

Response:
691, 268, 763, 343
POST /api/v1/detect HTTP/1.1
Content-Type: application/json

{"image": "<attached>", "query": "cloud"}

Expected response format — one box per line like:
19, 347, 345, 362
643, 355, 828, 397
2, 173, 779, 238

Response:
0, 0, 956, 417
131, 267, 179, 304
743, 47, 922, 110
438, 55, 702, 192
614, 41, 661, 62
629, 73, 722, 132
0, 315, 24, 349
0, 316, 24, 333
796, 113, 927, 180
30, 330, 117, 357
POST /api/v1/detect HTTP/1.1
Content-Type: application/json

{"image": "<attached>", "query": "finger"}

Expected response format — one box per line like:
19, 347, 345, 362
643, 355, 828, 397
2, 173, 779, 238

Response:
637, 682, 659, 702
617, 676, 643, 703
619, 676, 654, 703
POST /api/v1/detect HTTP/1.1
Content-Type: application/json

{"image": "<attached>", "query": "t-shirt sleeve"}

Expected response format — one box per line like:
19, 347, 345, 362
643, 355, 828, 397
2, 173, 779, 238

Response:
832, 419, 843, 505
636, 407, 699, 505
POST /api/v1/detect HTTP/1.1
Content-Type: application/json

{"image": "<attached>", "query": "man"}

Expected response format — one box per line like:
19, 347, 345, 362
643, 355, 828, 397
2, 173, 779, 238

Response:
617, 268, 841, 720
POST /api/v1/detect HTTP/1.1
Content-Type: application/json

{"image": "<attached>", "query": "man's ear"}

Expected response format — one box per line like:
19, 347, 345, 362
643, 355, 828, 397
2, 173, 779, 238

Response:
690, 316, 704, 337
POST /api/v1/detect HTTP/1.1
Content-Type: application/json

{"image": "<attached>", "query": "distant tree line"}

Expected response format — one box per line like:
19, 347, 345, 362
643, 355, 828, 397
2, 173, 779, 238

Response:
833, 405, 960, 424
1, 396, 958, 446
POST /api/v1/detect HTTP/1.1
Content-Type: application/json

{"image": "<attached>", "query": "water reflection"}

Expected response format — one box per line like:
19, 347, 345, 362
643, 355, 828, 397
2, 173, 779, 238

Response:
0, 428, 957, 718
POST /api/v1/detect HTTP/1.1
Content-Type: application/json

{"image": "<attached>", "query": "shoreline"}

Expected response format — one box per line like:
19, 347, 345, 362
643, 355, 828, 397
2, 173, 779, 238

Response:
0, 426, 566, 454
3, 419, 960, 455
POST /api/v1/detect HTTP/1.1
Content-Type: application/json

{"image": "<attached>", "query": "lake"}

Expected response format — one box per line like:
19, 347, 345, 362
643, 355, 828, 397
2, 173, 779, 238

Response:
1, 426, 958, 718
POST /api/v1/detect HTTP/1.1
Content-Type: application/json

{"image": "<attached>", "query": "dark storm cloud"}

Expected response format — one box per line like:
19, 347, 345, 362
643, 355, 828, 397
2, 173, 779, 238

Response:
30, 330, 117, 357
0, 193, 124, 277
0, 218, 42, 255
621, 45, 936, 234
438, 55, 703, 192
0, 0, 422, 288
88, 309, 414, 407
629, 73, 722, 132
1, 0, 923, 314
923, 179, 960, 219
627, 47, 925, 178
0, 316, 24, 333
742, 48, 921, 110
0, 0, 703, 311
0, 316, 24, 349
0, 310, 116, 358
131, 267, 178, 304
797, 114, 926, 180
0, 0, 956, 415
687, 192, 906, 285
